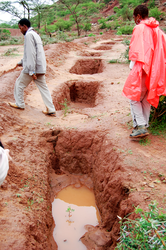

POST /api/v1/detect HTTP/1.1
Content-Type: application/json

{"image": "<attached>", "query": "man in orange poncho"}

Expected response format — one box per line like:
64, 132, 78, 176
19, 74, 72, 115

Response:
123, 5, 166, 138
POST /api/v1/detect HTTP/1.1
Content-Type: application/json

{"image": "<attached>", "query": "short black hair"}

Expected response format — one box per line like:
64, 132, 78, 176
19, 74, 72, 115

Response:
133, 5, 149, 19
18, 18, 31, 28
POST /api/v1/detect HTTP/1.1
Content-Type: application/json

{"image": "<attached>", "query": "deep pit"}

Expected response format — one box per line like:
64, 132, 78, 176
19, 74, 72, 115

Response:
69, 59, 104, 75
52, 80, 101, 111
94, 45, 113, 50
78, 51, 102, 57
45, 128, 135, 249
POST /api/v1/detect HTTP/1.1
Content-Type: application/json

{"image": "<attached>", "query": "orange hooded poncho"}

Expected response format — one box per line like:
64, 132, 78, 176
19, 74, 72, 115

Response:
122, 17, 166, 108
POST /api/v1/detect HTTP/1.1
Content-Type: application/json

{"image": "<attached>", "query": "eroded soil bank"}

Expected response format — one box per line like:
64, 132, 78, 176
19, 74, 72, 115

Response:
0, 31, 166, 249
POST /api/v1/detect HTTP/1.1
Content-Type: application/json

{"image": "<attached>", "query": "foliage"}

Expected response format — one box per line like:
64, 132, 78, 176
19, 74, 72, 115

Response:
0, 36, 24, 46
82, 22, 91, 32
148, 0, 155, 9
122, 39, 130, 46
88, 33, 95, 37
60, 98, 70, 116
139, 137, 151, 146
117, 25, 134, 35
120, 5, 133, 21
116, 201, 166, 249
150, 96, 166, 122
114, 1, 136, 21
149, 7, 162, 21
119, 0, 144, 8
58, 0, 103, 36
98, 18, 107, 29
107, 15, 116, 21
149, 96, 166, 135
107, 20, 120, 30
104, 0, 110, 6
3, 47, 18, 56
109, 59, 118, 63
0, 23, 11, 28
98, 18, 120, 31
0, 1, 21, 19
0, 29, 11, 40
55, 19, 73, 31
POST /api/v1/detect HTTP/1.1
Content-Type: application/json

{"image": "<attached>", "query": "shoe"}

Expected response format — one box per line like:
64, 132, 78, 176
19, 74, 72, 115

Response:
130, 125, 149, 138
42, 110, 56, 116
132, 126, 138, 133
8, 102, 24, 110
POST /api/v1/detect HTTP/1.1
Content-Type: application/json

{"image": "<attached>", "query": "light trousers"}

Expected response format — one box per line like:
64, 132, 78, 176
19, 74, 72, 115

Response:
14, 71, 55, 113
130, 71, 151, 128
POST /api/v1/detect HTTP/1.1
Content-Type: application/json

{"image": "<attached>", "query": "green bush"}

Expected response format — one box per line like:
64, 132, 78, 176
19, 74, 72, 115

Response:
0, 29, 11, 40
46, 24, 57, 33
0, 23, 11, 28
148, 0, 155, 9
116, 202, 166, 249
88, 33, 96, 37
98, 18, 107, 29
149, 7, 162, 21
107, 20, 120, 30
56, 9, 71, 17
120, 5, 133, 21
83, 22, 91, 32
117, 25, 134, 35
107, 15, 115, 21
149, 96, 166, 135
55, 19, 73, 31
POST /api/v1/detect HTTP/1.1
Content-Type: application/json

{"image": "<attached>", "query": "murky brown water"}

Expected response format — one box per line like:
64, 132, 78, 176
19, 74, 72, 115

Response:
52, 185, 100, 250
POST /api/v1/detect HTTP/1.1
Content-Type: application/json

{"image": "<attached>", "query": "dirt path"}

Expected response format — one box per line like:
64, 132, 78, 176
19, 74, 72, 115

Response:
0, 32, 165, 249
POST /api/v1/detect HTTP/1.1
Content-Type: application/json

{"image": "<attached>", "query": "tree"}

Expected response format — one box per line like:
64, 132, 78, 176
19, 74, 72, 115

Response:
0, 0, 53, 29
17, 1, 31, 19
58, 0, 102, 36
58, 0, 85, 36
0, 1, 22, 19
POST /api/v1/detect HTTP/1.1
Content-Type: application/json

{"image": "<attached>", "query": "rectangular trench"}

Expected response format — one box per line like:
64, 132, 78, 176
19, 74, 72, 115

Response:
45, 128, 133, 249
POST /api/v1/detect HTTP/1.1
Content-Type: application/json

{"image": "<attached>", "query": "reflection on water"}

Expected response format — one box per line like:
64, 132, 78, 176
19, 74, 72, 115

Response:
52, 185, 100, 250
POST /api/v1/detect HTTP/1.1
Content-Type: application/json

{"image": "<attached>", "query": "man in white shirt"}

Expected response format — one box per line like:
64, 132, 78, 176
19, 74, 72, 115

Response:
9, 18, 56, 116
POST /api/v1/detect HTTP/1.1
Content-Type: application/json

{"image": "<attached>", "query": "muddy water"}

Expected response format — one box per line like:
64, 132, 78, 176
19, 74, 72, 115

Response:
52, 185, 100, 250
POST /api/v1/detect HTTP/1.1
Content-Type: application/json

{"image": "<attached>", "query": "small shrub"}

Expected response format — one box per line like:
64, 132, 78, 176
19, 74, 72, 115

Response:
55, 19, 73, 31
3, 48, 18, 56
108, 20, 120, 30
0, 29, 11, 40
88, 33, 96, 37
117, 25, 134, 35
109, 59, 118, 63
116, 201, 166, 249
41, 35, 58, 46
149, 7, 162, 21
149, 96, 166, 135
148, 0, 155, 9
107, 15, 116, 21
98, 18, 107, 29
83, 22, 91, 32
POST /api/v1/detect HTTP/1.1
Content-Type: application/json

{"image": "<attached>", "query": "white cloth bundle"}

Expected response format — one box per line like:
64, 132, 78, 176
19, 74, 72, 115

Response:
0, 147, 9, 186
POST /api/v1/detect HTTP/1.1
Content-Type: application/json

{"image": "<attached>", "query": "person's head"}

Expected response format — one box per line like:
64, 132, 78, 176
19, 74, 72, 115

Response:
133, 5, 149, 24
18, 18, 31, 35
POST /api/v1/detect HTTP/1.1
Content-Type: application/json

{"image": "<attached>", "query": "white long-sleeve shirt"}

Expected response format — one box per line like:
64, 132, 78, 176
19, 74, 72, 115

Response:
18, 27, 46, 76
0, 147, 9, 186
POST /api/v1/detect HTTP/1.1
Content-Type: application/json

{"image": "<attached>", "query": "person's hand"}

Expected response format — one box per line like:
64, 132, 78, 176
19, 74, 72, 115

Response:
32, 74, 37, 80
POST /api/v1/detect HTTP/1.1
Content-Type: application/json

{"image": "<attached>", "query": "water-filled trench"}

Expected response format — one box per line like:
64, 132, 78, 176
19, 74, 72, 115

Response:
47, 128, 130, 249
52, 185, 100, 249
